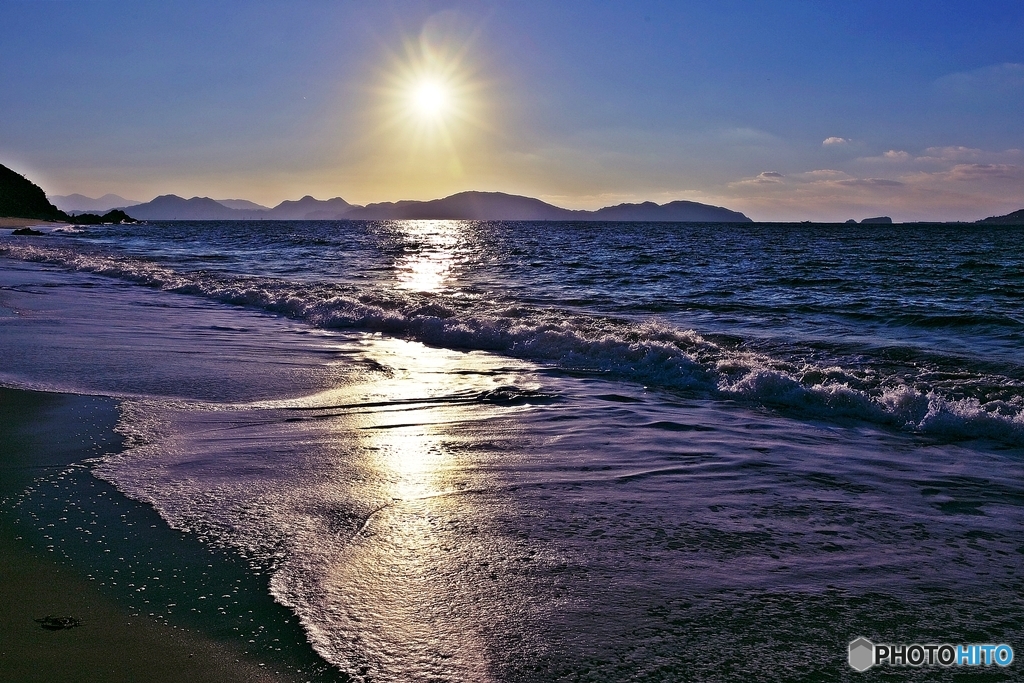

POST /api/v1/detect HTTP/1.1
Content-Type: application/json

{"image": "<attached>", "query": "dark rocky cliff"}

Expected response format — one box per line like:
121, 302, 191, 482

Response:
0, 164, 67, 220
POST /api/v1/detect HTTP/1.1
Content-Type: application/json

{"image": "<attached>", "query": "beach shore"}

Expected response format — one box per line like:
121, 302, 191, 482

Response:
0, 388, 302, 683
0, 218, 66, 228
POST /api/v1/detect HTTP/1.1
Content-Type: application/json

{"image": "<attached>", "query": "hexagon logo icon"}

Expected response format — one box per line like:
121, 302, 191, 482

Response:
849, 637, 875, 671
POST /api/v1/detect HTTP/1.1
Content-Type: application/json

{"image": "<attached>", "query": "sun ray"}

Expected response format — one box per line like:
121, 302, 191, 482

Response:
364, 21, 491, 180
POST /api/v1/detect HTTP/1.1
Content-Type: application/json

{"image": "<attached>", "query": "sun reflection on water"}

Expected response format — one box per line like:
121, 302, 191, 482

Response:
394, 220, 463, 293
312, 335, 536, 681
359, 341, 458, 501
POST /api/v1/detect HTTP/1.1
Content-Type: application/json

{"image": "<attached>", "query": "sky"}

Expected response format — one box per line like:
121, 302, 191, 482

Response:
1, 0, 1022, 221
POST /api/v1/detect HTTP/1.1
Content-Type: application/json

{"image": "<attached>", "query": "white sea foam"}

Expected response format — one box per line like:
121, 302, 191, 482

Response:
6, 234, 1022, 681
93, 346, 1024, 680
3, 241, 1023, 443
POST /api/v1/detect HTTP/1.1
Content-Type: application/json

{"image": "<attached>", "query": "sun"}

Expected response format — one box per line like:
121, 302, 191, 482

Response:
411, 79, 450, 120
380, 31, 485, 127
367, 23, 492, 175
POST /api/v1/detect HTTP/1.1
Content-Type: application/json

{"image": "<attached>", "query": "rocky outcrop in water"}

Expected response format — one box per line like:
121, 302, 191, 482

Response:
70, 209, 138, 225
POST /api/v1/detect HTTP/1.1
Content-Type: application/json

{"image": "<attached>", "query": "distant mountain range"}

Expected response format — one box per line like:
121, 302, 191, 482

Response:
50, 193, 141, 213
215, 199, 270, 211
109, 191, 753, 222
14, 169, 1024, 225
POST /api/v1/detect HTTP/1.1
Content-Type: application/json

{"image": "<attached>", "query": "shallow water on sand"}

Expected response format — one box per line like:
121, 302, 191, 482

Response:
2, 220, 1023, 680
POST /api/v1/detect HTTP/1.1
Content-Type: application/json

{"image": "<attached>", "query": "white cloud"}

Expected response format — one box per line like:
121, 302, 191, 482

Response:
795, 169, 849, 180
856, 149, 911, 163
916, 146, 1024, 165
729, 171, 786, 187
822, 137, 849, 146
944, 163, 1024, 182
919, 146, 982, 162
883, 150, 911, 161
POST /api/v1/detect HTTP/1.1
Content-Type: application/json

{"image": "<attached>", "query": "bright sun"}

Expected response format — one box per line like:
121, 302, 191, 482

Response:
373, 28, 488, 161
411, 80, 450, 119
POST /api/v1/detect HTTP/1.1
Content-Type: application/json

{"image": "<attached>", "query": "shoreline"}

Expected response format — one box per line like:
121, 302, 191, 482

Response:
0, 387, 313, 683
0, 218, 67, 228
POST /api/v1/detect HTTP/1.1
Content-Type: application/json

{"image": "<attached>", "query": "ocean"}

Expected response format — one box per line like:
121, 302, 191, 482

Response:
1, 220, 1022, 681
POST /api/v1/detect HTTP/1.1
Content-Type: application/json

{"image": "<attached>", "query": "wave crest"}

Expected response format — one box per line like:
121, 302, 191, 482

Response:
3, 240, 1022, 444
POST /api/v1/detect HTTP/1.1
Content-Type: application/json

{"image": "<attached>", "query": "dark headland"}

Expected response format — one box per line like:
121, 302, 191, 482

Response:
0, 164, 137, 226
977, 209, 1024, 225
0, 164, 67, 222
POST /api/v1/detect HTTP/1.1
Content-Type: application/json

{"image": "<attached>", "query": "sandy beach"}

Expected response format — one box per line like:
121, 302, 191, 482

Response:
0, 388, 304, 683
0, 218, 66, 229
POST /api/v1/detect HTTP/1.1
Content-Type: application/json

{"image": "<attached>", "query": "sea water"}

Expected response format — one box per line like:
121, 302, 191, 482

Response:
1, 220, 1022, 681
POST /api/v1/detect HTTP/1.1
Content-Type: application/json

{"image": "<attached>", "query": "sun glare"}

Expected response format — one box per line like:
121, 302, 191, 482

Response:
411, 80, 450, 119
371, 24, 489, 165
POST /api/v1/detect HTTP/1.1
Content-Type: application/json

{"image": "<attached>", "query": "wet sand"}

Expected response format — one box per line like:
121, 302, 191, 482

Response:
0, 218, 65, 228
0, 388, 301, 683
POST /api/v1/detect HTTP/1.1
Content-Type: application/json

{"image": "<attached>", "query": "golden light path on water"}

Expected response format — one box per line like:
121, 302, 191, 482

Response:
89, 220, 558, 680
308, 334, 534, 682
96, 324, 545, 680
292, 221, 525, 679
394, 220, 461, 293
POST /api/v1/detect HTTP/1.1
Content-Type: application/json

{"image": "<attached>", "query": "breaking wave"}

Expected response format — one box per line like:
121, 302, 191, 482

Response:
3, 239, 1023, 443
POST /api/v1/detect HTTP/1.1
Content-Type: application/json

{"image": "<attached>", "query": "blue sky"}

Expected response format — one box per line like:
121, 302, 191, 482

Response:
1, 0, 1022, 220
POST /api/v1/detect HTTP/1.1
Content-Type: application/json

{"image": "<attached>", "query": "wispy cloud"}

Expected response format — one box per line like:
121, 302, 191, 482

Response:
937, 163, 1024, 182
796, 169, 848, 180
854, 150, 912, 163
915, 146, 1024, 165
722, 147, 1024, 222
730, 170, 902, 190
729, 171, 786, 187
822, 136, 849, 146
835, 178, 903, 187
857, 146, 1024, 168
935, 62, 1024, 96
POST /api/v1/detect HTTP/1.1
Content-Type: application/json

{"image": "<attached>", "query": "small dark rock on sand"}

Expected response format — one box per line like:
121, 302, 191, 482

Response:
35, 615, 81, 630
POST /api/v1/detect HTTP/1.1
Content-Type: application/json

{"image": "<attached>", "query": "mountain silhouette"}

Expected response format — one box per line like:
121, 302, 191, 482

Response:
122, 190, 753, 222
976, 209, 1024, 225
125, 195, 259, 220
268, 196, 354, 220
0, 164, 67, 221
50, 193, 141, 213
